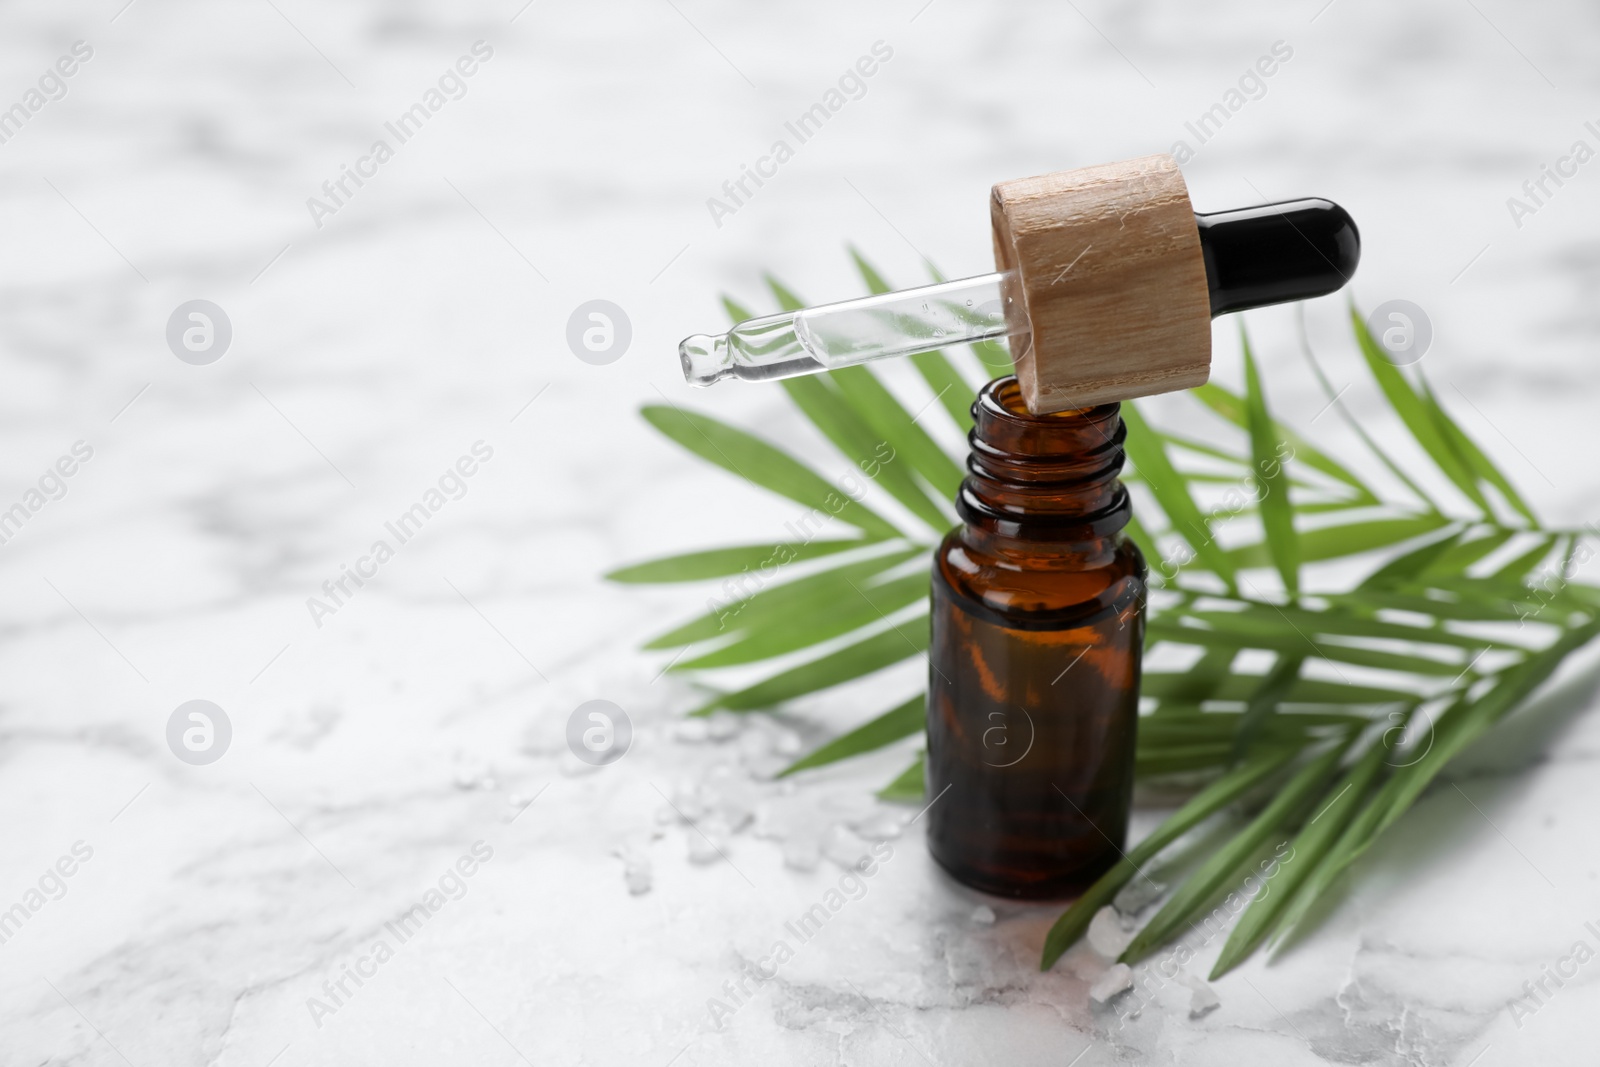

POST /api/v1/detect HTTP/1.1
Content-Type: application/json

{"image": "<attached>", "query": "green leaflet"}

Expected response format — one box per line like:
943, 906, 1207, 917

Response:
1122, 402, 1238, 589
1427, 526, 1516, 576
1139, 708, 1357, 776
1350, 308, 1491, 515
643, 545, 924, 650
1491, 535, 1558, 581
1300, 325, 1443, 513
619, 255, 1600, 979
1142, 647, 1238, 707
1232, 655, 1305, 762
780, 694, 925, 776
767, 275, 965, 518
1140, 672, 1413, 706
1146, 618, 1479, 677
878, 754, 926, 802
1210, 739, 1388, 978
780, 373, 954, 534
1040, 746, 1299, 970
605, 539, 872, 583
1139, 711, 1364, 743
1180, 605, 1536, 653
1119, 740, 1349, 964
1420, 376, 1539, 527
1242, 330, 1300, 597
828, 364, 966, 499
1359, 525, 1465, 589
1226, 514, 1453, 570
691, 619, 928, 715
1271, 616, 1600, 950
640, 404, 901, 540
1189, 380, 1378, 505
1325, 588, 1548, 626
673, 570, 929, 669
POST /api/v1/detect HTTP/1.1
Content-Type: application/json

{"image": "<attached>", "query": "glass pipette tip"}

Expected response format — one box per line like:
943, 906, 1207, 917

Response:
679, 272, 1017, 387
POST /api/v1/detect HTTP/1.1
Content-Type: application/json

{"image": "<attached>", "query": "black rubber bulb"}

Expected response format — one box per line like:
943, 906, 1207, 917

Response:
1195, 198, 1360, 317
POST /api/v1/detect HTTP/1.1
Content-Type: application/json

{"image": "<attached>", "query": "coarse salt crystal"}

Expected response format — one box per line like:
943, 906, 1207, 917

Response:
821, 825, 872, 869
782, 837, 822, 872
1086, 906, 1134, 959
1182, 975, 1221, 1019
1089, 963, 1134, 1004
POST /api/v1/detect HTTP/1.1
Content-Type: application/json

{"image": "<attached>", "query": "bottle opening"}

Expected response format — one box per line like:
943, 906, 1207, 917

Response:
972, 377, 1122, 463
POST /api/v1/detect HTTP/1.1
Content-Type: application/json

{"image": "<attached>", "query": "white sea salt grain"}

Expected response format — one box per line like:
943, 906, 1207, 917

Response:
717, 799, 754, 834
673, 718, 710, 743
614, 844, 653, 896
1181, 974, 1221, 1018
737, 728, 771, 759
1087, 906, 1134, 959
772, 727, 803, 756
1089, 963, 1134, 1003
687, 821, 729, 865
970, 905, 996, 925
851, 810, 907, 841
782, 836, 822, 871
707, 711, 742, 740
670, 785, 707, 823
743, 754, 789, 780
750, 802, 786, 840
821, 825, 873, 869
821, 792, 878, 822
452, 756, 496, 790
1113, 875, 1166, 916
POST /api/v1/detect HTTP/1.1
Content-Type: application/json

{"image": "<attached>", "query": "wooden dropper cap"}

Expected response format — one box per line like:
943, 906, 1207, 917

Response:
991, 154, 1359, 414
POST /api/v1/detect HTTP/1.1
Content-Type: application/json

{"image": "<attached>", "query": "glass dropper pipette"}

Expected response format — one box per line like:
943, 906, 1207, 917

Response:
679, 199, 1360, 387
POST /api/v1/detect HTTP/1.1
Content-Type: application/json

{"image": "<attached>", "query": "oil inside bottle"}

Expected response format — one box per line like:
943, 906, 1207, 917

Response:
925, 377, 1145, 899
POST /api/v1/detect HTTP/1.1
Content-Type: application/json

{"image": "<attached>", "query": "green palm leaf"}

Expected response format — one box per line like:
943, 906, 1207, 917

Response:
1122, 402, 1238, 589
673, 570, 929, 670
617, 254, 1600, 981
1039, 746, 1300, 971
1210, 739, 1388, 978
691, 620, 928, 715
1120, 740, 1349, 963
878, 755, 926, 801
779, 373, 954, 532
1419, 377, 1539, 527
605, 539, 872, 583
642, 544, 923, 650
640, 404, 901, 539
1351, 308, 1490, 514
1242, 330, 1300, 597
1190, 381, 1378, 505
780, 694, 925, 777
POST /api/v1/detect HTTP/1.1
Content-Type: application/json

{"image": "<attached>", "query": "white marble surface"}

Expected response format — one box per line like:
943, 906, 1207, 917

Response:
2, 0, 1600, 1063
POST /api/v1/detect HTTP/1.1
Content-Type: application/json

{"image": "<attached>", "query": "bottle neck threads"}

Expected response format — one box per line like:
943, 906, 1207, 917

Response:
956, 376, 1131, 548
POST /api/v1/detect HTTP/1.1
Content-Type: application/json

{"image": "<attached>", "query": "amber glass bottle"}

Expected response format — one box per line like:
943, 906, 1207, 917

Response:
926, 376, 1145, 900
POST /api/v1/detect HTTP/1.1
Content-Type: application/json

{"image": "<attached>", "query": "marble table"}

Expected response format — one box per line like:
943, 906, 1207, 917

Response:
2, 0, 1598, 1063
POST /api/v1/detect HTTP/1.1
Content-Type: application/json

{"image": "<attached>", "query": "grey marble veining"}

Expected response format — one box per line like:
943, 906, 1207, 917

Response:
1, 0, 1599, 1063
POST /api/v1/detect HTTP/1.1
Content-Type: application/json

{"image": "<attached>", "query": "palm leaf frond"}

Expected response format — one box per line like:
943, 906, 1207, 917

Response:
615, 250, 1600, 979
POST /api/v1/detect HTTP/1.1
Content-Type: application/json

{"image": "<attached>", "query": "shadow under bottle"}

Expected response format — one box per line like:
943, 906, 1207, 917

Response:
926, 376, 1145, 900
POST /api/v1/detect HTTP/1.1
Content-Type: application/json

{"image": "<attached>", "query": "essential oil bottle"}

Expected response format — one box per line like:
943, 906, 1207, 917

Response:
925, 376, 1145, 899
